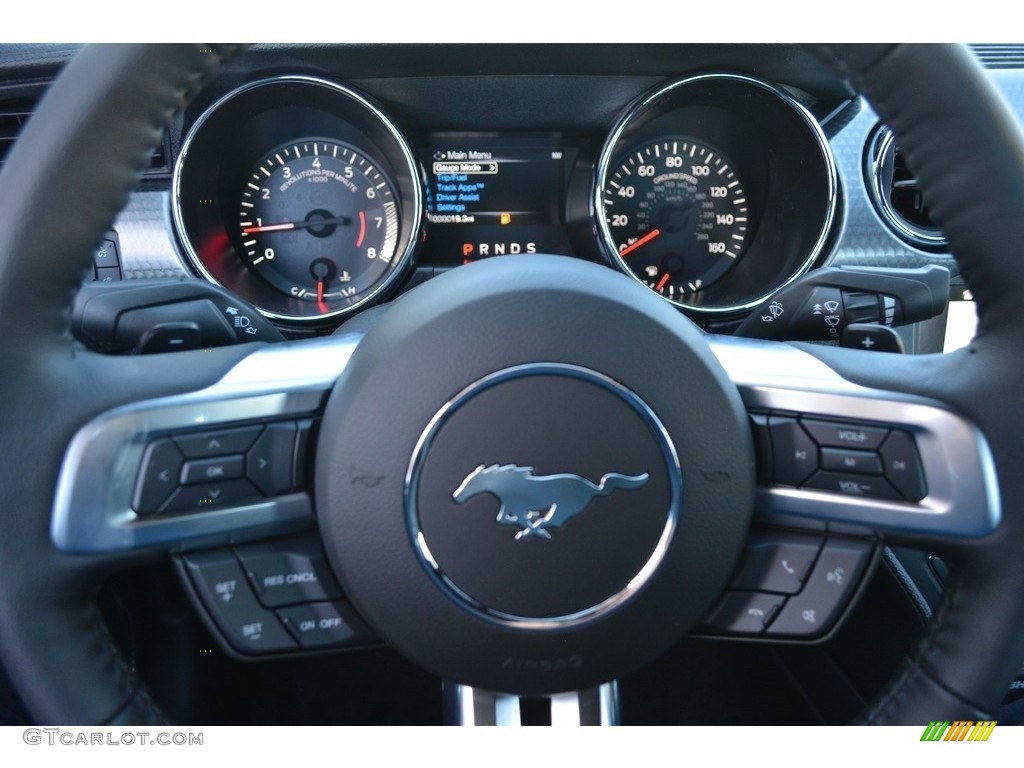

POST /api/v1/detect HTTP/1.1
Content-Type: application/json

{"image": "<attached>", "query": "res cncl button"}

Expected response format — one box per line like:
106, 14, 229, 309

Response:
235, 538, 342, 608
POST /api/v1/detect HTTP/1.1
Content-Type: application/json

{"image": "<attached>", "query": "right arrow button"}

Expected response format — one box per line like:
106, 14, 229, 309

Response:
247, 421, 298, 496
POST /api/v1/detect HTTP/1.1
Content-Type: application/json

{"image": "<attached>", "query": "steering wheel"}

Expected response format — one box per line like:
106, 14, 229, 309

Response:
1, 43, 1023, 726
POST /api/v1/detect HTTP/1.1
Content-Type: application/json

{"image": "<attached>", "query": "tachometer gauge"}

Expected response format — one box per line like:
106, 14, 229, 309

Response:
601, 138, 748, 300
173, 75, 423, 326
237, 139, 399, 311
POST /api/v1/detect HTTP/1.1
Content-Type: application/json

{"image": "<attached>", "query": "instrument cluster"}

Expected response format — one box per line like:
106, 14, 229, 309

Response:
173, 72, 839, 327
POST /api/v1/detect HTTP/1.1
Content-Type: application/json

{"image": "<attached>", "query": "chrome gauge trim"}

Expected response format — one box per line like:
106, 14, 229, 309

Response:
708, 335, 1000, 538
866, 125, 949, 250
51, 335, 362, 554
594, 73, 838, 315
404, 363, 682, 630
172, 75, 423, 324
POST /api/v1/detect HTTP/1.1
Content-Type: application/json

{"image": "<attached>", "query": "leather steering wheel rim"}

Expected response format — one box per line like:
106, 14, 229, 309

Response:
0, 43, 1022, 725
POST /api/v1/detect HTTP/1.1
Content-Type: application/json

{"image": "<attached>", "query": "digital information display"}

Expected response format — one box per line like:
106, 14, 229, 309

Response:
420, 136, 572, 263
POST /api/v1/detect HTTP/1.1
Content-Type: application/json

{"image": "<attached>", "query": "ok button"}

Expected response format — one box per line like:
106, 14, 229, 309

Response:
180, 455, 245, 485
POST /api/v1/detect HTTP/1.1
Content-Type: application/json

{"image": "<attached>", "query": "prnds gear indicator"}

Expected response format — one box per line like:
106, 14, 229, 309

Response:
601, 137, 749, 302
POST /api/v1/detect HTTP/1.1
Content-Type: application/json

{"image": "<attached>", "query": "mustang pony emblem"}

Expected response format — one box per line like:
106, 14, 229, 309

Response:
452, 464, 650, 540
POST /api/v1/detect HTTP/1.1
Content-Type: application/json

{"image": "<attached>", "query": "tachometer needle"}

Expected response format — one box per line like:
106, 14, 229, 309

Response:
619, 228, 661, 258
242, 215, 352, 235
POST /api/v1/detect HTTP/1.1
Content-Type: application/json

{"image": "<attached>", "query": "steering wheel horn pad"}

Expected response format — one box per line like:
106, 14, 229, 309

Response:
316, 256, 754, 695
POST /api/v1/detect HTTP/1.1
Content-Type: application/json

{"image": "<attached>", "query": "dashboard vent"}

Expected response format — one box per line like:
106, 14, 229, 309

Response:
0, 89, 170, 176
865, 126, 948, 251
0, 100, 34, 170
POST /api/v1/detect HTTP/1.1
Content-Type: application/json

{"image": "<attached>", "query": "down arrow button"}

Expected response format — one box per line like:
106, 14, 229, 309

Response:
247, 421, 298, 496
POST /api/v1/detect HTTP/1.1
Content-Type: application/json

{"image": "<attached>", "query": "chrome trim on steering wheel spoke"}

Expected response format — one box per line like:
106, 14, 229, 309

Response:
52, 334, 363, 554
442, 681, 620, 726
709, 335, 1000, 539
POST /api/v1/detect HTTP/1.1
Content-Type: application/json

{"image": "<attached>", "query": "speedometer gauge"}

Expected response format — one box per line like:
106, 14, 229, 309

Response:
237, 139, 399, 310
594, 74, 837, 316
602, 138, 748, 299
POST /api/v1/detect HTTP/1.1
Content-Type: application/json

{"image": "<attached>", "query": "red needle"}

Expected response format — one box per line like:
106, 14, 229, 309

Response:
242, 215, 351, 235
655, 273, 671, 292
242, 222, 296, 234
619, 228, 661, 258
317, 280, 324, 303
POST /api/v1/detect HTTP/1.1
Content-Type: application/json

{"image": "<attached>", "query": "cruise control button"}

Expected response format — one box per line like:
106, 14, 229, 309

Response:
181, 454, 245, 485
133, 438, 185, 515
161, 479, 261, 512
880, 430, 927, 502
701, 591, 785, 635
766, 540, 873, 638
183, 551, 296, 654
278, 601, 375, 648
236, 538, 342, 608
173, 425, 264, 458
768, 416, 818, 486
802, 420, 889, 450
246, 421, 296, 496
730, 533, 823, 594
820, 447, 883, 475
802, 471, 901, 500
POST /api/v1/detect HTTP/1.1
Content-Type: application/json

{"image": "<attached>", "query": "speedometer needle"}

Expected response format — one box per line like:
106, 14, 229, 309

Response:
619, 228, 661, 258
242, 215, 352, 235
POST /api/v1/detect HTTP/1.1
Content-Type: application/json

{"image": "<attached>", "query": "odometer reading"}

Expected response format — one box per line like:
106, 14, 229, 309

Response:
237, 139, 400, 314
601, 138, 749, 303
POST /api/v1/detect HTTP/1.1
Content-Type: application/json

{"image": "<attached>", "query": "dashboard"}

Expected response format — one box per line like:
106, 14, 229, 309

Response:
3, 43, 1024, 726
30, 42, 1007, 344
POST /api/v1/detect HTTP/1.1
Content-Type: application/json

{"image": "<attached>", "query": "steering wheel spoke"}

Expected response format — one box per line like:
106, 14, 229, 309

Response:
52, 334, 362, 554
443, 682, 620, 726
709, 334, 999, 546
